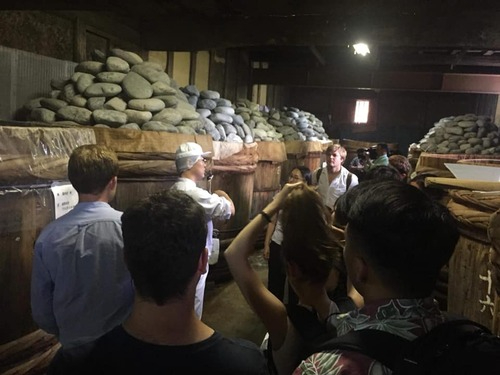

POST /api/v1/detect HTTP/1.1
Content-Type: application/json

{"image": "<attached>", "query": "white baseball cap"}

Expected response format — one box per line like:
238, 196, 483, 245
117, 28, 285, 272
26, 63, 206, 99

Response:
175, 142, 211, 173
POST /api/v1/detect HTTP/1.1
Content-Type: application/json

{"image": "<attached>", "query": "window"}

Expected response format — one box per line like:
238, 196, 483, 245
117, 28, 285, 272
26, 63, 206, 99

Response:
354, 100, 370, 123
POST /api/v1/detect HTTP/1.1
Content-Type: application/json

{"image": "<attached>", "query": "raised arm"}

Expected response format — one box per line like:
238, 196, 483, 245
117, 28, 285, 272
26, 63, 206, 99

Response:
225, 182, 302, 349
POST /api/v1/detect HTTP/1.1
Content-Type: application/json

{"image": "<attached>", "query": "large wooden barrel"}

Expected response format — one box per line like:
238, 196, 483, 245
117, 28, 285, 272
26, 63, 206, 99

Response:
415, 152, 500, 178
447, 189, 500, 335
208, 142, 257, 282
251, 142, 287, 219
0, 187, 55, 345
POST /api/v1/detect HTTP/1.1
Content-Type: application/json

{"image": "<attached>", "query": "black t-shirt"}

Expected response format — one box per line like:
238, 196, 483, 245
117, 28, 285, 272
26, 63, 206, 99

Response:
84, 325, 268, 375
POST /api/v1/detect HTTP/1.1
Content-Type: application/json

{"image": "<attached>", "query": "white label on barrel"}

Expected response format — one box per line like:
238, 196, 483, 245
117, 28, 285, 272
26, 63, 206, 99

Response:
51, 182, 78, 219
479, 269, 494, 316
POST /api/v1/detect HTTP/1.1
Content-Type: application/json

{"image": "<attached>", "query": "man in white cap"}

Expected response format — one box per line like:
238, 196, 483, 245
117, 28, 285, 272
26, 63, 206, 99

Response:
171, 142, 235, 318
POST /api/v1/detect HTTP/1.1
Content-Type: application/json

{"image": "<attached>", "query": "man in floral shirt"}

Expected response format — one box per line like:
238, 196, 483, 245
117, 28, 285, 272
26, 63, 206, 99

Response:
295, 180, 459, 374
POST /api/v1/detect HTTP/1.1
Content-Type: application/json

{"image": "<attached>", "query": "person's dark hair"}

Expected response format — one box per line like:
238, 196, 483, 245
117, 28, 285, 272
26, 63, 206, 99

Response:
121, 190, 207, 305
281, 185, 344, 283
389, 154, 412, 181
410, 173, 446, 201
377, 143, 389, 154
68, 144, 119, 194
295, 166, 312, 186
340, 180, 459, 297
365, 165, 403, 182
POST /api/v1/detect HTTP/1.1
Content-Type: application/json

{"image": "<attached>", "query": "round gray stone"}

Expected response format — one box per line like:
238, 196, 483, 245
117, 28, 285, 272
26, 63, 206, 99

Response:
154, 95, 178, 108
216, 124, 227, 141
198, 99, 217, 110
110, 48, 144, 66
123, 71, 153, 99
119, 123, 141, 130
93, 109, 128, 128
87, 97, 106, 111
177, 107, 200, 120
106, 56, 130, 73
75, 61, 104, 75
223, 123, 237, 135
210, 113, 233, 124
70, 95, 87, 107
235, 124, 246, 139
142, 121, 179, 133
231, 114, 244, 126
84, 83, 122, 98
187, 95, 198, 107
214, 106, 235, 115
96, 72, 127, 84
197, 109, 211, 118
216, 98, 232, 107
30, 108, 56, 123
128, 98, 165, 112
183, 85, 200, 96
59, 83, 76, 103
57, 105, 93, 125
76, 73, 95, 93
40, 98, 68, 112
208, 128, 221, 141
200, 90, 220, 100
152, 81, 177, 96
104, 97, 127, 112
131, 63, 170, 83
177, 125, 197, 135
50, 78, 67, 90
179, 120, 203, 130
152, 108, 182, 125
124, 109, 153, 125
91, 49, 107, 63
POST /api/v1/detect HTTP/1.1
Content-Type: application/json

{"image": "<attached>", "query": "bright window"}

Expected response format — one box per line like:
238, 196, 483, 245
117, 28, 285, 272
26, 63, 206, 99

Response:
354, 100, 370, 123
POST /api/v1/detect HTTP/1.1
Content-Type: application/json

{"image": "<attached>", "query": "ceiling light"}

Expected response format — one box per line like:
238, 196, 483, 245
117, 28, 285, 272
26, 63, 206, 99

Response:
353, 43, 370, 56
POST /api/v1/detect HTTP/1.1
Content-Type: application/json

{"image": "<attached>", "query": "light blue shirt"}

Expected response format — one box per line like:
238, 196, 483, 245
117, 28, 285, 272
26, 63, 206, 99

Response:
171, 178, 232, 254
31, 201, 134, 349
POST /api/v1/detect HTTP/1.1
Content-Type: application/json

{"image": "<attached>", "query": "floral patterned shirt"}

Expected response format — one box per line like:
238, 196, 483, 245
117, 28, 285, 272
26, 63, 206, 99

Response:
293, 297, 447, 375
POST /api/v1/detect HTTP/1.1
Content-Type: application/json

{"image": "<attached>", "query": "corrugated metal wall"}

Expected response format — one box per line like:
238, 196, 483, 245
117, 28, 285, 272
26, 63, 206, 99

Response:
0, 46, 76, 121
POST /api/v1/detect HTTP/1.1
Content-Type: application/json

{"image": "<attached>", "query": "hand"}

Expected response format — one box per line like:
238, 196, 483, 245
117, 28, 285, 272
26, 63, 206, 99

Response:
263, 245, 270, 260
270, 182, 304, 211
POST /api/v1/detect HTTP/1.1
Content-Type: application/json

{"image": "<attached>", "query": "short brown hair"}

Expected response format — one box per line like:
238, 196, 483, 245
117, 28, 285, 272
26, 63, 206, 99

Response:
68, 144, 119, 194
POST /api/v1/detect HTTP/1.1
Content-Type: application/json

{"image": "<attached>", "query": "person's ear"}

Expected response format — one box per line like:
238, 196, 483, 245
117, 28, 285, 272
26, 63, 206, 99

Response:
198, 248, 209, 274
350, 254, 369, 289
107, 176, 118, 190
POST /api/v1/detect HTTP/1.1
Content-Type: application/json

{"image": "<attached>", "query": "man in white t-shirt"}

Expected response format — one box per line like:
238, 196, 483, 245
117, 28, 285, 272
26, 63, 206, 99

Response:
313, 144, 358, 212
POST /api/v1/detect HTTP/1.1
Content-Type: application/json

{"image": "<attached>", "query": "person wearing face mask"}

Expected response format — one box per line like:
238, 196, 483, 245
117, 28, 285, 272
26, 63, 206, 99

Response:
171, 142, 235, 319
313, 144, 358, 212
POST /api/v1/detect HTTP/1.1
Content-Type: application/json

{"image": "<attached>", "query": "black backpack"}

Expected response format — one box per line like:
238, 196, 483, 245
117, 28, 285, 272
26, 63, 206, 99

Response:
311, 319, 500, 374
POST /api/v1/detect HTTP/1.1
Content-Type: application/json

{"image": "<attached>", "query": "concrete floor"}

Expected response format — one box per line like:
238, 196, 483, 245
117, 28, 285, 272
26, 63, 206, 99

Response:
202, 249, 268, 346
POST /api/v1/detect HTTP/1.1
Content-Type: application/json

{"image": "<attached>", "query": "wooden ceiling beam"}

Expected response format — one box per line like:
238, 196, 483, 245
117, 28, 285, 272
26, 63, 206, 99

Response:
252, 67, 500, 94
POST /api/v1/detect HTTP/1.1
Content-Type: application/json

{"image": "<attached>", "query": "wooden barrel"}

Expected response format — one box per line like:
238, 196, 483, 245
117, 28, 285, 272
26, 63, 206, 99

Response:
251, 142, 287, 219
112, 178, 178, 211
416, 152, 500, 177
447, 190, 500, 334
0, 186, 55, 345
208, 142, 257, 282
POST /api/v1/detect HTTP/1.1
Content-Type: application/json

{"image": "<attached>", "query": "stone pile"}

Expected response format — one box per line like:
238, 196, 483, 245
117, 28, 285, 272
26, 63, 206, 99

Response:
416, 114, 500, 155
23, 48, 202, 135
181, 85, 329, 142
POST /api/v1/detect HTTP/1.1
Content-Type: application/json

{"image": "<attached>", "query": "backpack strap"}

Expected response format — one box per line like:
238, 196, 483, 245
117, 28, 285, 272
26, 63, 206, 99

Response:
346, 172, 353, 190
316, 167, 323, 184
312, 329, 410, 371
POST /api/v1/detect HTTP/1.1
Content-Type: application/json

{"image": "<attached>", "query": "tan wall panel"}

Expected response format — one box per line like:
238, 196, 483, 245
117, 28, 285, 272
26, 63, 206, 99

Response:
172, 51, 191, 87
147, 51, 167, 71
195, 51, 210, 91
